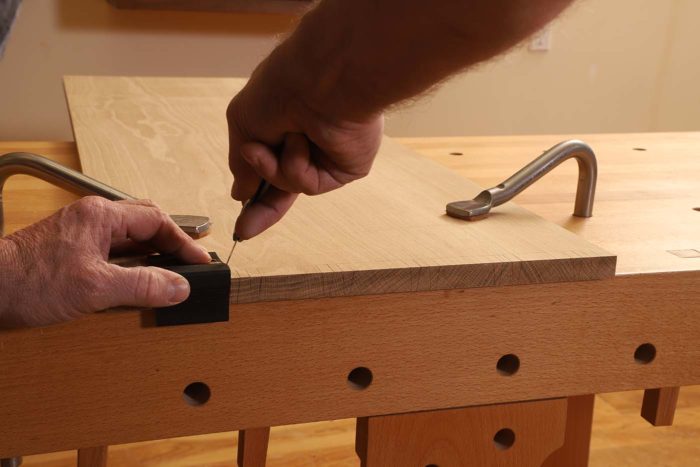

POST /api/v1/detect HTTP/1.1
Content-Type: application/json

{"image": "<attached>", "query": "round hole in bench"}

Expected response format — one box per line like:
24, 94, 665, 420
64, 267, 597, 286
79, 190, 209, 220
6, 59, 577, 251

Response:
348, 367, 373, 390
183, 382, 211, 406
634, 343, 656, 364
449, 152, 463, 156
632, 147, 647, 151
497, 354, 520, 376
494, 428, 516, 450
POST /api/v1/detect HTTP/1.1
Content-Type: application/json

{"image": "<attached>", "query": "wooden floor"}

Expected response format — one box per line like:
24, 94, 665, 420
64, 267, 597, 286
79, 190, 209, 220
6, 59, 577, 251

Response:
21, 386, 700, 466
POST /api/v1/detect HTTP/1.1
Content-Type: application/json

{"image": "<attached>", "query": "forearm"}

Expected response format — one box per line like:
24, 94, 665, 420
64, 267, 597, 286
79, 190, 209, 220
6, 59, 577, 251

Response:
267, 0, 573, 120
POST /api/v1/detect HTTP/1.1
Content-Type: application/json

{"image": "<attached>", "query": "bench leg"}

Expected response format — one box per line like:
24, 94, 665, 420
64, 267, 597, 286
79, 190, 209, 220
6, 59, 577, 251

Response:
237, 427, 271, 467
77, 446, 108, 467
542, 394, 595, 467
642, 387, 680, 426
356, 398, 568, 467
0, 458, 22, 467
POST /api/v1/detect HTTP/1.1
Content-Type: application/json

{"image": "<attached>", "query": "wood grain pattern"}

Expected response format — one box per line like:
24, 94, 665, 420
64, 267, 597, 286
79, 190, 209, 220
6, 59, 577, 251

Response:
642, 387, 681, 426
1, 271, 698, 457
401, 132, 700, 276
63, 76, 615, 304
356, 398, 567, 467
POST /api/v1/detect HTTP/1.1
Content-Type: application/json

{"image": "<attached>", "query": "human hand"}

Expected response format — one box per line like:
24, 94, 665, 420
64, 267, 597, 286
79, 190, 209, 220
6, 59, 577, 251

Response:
227, 52, 384, 240
0, 197, 211, 328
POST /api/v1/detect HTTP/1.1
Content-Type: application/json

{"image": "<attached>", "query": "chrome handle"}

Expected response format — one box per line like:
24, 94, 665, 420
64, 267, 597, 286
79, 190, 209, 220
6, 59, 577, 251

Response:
0, 152, 210, 237
446, 139, 597, 220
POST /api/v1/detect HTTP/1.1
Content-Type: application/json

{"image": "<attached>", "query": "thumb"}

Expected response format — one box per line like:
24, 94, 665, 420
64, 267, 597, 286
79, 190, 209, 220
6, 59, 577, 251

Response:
100, 264, 190, 309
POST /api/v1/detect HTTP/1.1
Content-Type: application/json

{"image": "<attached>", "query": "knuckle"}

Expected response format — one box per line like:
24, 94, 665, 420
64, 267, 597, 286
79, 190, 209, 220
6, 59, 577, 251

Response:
153, 209, 171, 227
133, 268, 161, 304
300, 180, 319, 196
139, 198, 159, 209
291, 173, 318, 195
226, 99, 236, 121
226, 97, 243, 125
70, 196, 110, 219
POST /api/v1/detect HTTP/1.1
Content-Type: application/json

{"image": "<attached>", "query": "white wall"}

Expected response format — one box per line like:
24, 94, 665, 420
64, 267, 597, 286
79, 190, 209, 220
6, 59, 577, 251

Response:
0, 0, 698, 141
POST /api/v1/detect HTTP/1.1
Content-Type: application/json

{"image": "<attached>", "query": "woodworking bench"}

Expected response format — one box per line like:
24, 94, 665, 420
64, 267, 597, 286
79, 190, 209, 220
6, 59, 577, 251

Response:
0, 77, 698, 467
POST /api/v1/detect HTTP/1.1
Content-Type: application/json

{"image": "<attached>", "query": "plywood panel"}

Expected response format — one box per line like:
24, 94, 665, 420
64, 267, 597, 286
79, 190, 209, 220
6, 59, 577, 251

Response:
63, 76, 614, 303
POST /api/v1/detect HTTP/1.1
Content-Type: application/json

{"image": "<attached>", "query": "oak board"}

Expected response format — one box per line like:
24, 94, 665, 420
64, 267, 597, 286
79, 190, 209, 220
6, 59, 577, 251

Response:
64, 76, 615, 303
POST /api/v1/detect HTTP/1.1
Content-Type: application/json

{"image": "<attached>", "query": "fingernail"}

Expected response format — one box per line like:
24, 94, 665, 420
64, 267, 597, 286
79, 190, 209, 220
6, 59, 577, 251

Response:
198, 245, 212, 261
168, 277, 190, 303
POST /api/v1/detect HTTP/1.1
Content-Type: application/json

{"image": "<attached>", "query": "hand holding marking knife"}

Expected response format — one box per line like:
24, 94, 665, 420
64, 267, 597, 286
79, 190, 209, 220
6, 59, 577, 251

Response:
226, 179, 270, 264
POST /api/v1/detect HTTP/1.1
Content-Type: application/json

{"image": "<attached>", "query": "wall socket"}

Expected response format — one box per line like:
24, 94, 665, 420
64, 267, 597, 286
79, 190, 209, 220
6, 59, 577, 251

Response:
529, 27, 552, 51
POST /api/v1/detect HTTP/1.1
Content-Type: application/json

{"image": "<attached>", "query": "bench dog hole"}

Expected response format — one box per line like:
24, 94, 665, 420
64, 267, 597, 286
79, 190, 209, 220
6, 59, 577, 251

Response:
183, 381, 211, 406
493, 428, 516, 450
497, 354, 520, 376
348, 367, 373, 390
634, 343, 656, 364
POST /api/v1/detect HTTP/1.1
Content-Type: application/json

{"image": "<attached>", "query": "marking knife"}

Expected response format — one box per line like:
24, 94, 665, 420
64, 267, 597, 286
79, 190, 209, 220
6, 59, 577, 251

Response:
226, 179, 271, 264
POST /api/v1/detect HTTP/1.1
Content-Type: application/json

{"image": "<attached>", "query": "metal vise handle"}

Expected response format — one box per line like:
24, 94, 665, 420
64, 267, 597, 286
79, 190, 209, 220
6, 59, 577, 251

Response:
0, 152, 209, 237
446, 140, 597, 220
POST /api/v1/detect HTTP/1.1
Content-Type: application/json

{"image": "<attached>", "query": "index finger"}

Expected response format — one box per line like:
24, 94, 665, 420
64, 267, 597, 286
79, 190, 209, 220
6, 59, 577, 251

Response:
112, 201, 211, 264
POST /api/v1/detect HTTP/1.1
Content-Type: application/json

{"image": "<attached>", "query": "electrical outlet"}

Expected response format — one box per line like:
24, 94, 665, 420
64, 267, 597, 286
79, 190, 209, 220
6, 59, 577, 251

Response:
529, 27, 552, 51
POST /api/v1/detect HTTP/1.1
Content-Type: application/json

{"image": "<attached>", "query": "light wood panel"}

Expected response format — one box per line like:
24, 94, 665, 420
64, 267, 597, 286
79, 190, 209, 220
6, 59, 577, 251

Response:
400, 132, 700, 276
63, 76, 615, 304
